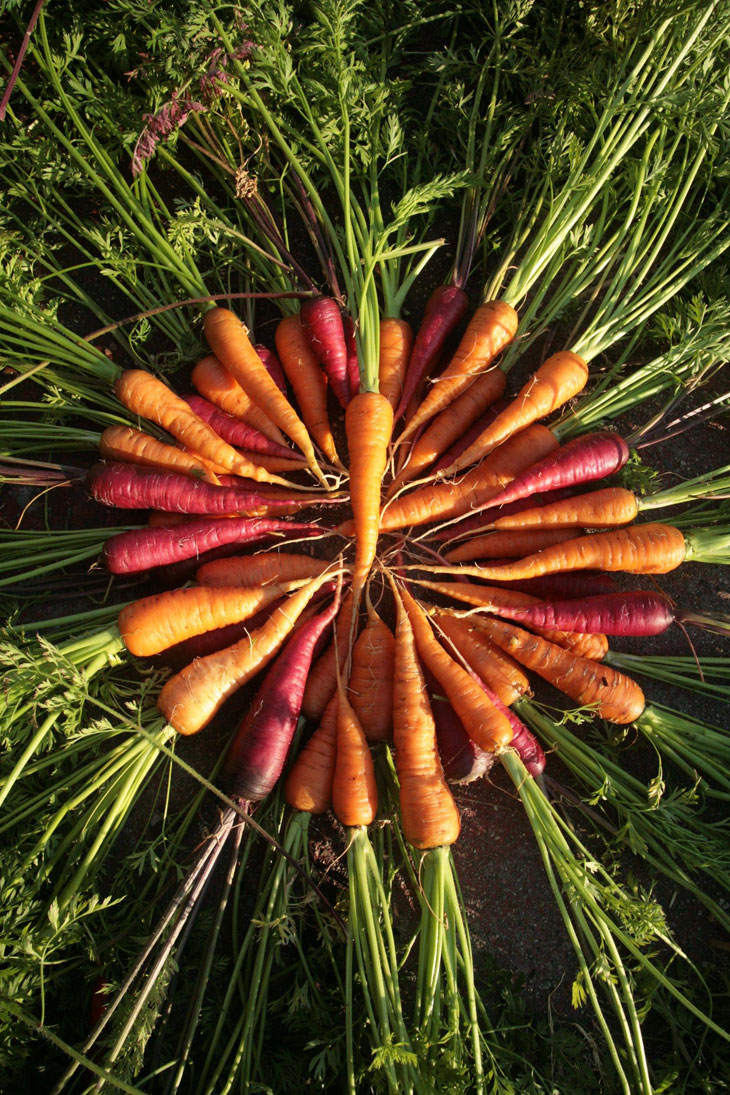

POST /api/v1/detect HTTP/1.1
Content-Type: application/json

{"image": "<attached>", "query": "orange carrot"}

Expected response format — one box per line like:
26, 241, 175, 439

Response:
471, 616, 645, 724
157, 568, 338, 735
99, 425, 221, 484
399, 586, 513, 752
283, 694, 338, 814
348, 595, 395, 743
428, 523, 687, 582
443, 351, 589, 476
301, 592, 356, 721
331, 684, 378, 827
445, 528, 579, 563
232, 451, 310, 474
392, 589, 460, 849
398, 300, 518, 443
491, 486, 640, 531
428, 611, 530, 707
378, 317, 414, 410
191, 355, 288, 446
114, 369, 289, 487
203, 307, 326, 485
376, 424, 559, 533
196, 552, 326, 587
118, 583, 294, 656
274, 314, 342, 468
345, 392, 394, 601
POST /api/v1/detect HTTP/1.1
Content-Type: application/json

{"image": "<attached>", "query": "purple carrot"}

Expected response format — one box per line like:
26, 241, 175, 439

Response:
425, 671, 492, 784
503, 708, 546, 777
183, 395, 299, 460
430, 398, 510, 474
300, 296, 350, 407
394, 286, 469, 421
253, 343, 288, 396
343, 314, 360, 401
103, 517, 321, 574
87, 463, 326, 516
223, 581, 343, 801
485, 431, 630, 510
434, 488, 574, 541
495, 590, 730, 638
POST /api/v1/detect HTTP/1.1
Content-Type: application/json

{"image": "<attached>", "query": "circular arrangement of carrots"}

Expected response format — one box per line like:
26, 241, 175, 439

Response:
92, 296, 705, 852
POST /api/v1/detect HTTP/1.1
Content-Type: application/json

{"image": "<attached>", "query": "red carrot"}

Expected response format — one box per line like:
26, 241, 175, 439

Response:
300, 296, 350, 407
494, 590, 729, 637
253, 343, 288, 395
501, 707, 546, 777
183, 395, 299, 460
395, 286, 469, 421
103, 517, 321, 574
425, 671, 492, 785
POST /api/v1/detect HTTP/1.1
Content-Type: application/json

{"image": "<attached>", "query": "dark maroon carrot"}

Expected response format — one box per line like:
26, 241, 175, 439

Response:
103, 517, 321, 574
425, 671, 492, 784
87, 463, 326, 516
222, 582, 343, 801
395, 285, 469, 421
503, 706, 546, 777
253, 343, 288, 395
484, 431, 630, 510
300, 296, 350, 407
183, 394, 300, 461
343, 314, 360, 401
494, 590, 730, 637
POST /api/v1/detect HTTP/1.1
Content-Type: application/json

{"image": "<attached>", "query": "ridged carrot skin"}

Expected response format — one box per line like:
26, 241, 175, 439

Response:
502, 706, 546, 777
434, 487, 574, 541
253, 343, 287, 395
301, 593, 356, 721
158, 569, 338, 736
376, 424, 559, 533
445, 528, 578, 563
429, 610, 529, 707
348, 600, 395, 743
444, 351, 590, 476
223, 588, 341, 802
114, 369, 288, 486
103, 517, 320, 575
196, 552, 326, 588
183, 394, 298, 460
98, 426, 220, 484
284, 693, 339, 814
191, 356, 287, 446
274, 314, 341, 467
332, 686, 378, 827
484, 430, 630, 509
395, 285, 469, 421
399, 587, 513, 752
118, 583, 291, 656
346, 392, 394, 599
399, 299, 518, 442
392, 593, 461, 848
492, 487, 640, 531
471, 616, 645, 724
300, 296, 350, 408
431, 397, 510, 475
499, 590, 676, 636
378, 318, 414, 410
436, 523, 687, 581
427, 675, 493, 785
203, 307, 325, 483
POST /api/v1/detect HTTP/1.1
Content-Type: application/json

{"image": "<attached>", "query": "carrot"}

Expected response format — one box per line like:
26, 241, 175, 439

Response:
388, 368, 506, 494
442, 351, 589, 477
398, 299, 518, 443
223, 584, 342, 802
183, 394, 299, 461
429, 392, 510, 476
196, 552, 326, 588
444, 528, 578, 563
490, 487, 640, 531
433, 487, 574, 542
395, 286, 469, 421
348, 595, 395, 743
392, 590, 460, 849
494, 590, 706, 637
483, 430, 630, 509
191, 356, 288, 446
203, 307, 327, 485
103, 516, 320, 574
470, 615, 645, 724
231, 451, 311, 474
157, 568, 339, 735
283, 693, 339, 814
480, 571, 619, 599
331, 684, 378, 827
343, 315, 360, 402
118, 583, 294, 656
501, 707, 546, 777
426, 672, 493, 785
114, 369, 289, 486
430, 523, 688, 581
345, 391, 394, 600
301, 592, 356, 721
378, 317, 413, 411
376, 424, 559, 533
399, 586, 513, 752
252, 342, 287, 395
300, 296, 351, 408
274, 314, 341, 468
98, 426, 221, 484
